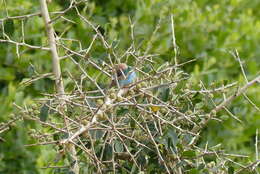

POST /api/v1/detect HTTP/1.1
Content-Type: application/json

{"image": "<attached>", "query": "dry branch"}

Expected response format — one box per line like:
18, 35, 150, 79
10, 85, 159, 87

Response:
192, 75, 260, 133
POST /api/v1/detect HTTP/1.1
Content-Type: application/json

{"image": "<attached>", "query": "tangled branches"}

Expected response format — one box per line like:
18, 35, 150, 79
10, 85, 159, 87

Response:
0, 0, 259, 173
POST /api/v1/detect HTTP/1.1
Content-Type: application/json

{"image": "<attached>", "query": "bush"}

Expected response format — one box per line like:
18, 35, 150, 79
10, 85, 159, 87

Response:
0, 0, 259, 173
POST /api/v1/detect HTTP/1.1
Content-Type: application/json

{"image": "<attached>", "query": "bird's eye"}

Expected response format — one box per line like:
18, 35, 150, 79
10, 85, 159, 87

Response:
116, 70, 122, 77
117, 69, 126, 77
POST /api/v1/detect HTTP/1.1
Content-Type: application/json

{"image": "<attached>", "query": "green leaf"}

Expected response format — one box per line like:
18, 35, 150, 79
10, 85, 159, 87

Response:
67, 171, 75, 174
188, 168, 200, 174
198, 163, 205, 170
195, 102, 204, 109
61, 133, 69, 139
183, 134, 193, 144
95, 130, 105, 139
228, 166, 234, 174
103, 144, 113, 161
116, 108, 129, 116
174, 81, 186, 93
130, 117, 136, 129
160, 88, 170, 102
168, 128, 178, 146
0, 67, 15, 81
4, 19, 15, 36
182, 150, 196, 158
114, 140, 124, 152
203, 154, 216, 163
39, 101, 50, 122
137, 153, 146, 166
27, 64, 36, 76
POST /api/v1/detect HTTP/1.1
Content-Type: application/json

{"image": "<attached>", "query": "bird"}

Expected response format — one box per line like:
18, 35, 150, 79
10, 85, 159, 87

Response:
110, 63, 137, 88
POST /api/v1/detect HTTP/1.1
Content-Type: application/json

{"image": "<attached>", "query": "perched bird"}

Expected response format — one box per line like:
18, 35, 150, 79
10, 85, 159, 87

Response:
110, 63, 137, 88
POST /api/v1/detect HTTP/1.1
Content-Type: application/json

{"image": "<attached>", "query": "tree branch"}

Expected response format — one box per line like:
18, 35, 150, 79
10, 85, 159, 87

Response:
39, 0, 79, 173
192, 75, 260, 133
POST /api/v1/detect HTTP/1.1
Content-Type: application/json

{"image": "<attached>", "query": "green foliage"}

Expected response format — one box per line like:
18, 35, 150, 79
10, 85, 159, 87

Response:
39, 101, 50, 122
0, 0, 259, 173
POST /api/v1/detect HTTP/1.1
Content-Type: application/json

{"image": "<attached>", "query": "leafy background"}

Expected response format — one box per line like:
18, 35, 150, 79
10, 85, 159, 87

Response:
0, 0, 259, 173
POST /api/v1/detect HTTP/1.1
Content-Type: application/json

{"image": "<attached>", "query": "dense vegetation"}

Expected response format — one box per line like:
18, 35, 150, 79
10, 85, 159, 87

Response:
0, 0, 259, 173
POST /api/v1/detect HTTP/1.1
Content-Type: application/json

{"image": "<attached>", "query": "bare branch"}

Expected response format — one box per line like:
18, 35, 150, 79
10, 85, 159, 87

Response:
0, 39, 50, 51
192, 75, 260, 133
39, 0, 78, 173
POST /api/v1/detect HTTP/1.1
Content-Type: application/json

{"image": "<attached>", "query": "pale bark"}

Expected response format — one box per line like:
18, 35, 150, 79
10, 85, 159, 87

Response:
39, 0, 64, 95
39, 0, 79, 173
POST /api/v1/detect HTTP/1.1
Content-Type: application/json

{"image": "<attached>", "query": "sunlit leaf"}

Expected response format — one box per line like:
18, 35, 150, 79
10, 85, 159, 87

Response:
151, 106, 160, 112
188, 169, 200, 174
182, 150, 196, 158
